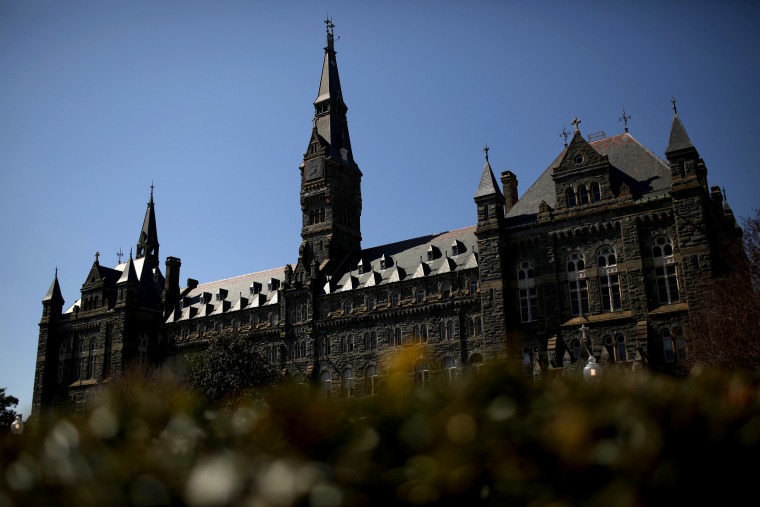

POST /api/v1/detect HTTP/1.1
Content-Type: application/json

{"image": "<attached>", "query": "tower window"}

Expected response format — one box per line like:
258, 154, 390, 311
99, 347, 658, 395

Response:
567, 251, 589, 316
653, 236, 679, 304
597, 246, 622, 312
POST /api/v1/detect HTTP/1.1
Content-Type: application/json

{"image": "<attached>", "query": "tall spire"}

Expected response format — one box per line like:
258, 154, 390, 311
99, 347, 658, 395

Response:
666, 100, 695, 154
135, 184, 159, 268
310, 18, 357, 170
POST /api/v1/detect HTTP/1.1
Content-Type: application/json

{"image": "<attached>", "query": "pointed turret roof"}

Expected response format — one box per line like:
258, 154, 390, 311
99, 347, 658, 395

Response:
666, 113, 695, 154
118, 255, 139, 284
43, 270, 64, 303
474, 148, 504, 200
309, 19, 358, 170
136, 185, 159, 262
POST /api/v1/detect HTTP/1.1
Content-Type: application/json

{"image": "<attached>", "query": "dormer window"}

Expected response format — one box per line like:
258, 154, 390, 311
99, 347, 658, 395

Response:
267, 278, 280, 292
215, 289, 227, 302
426, 245, 439, 261
379, 255, 388, 270
451, 240, 464, 256
250, 282, 262, 295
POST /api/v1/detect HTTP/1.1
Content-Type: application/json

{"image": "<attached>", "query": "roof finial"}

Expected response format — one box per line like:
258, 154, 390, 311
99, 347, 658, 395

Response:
150, 181, 154, 202
571, 117, 581, 132
117, 248, 124, 263
722, 187, 727, 202
671, 96, 678, 115
483, 144, 490, 161
560, 125, 569, 147
325, 16, 336, 52
95, 251, 100, 264
55, 266, 58, 278
619, 108, 631, 133
129, 247, 133, 259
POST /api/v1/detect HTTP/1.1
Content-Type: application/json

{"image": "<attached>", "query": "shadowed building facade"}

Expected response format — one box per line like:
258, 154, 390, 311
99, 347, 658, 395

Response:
32, 22, 743, 415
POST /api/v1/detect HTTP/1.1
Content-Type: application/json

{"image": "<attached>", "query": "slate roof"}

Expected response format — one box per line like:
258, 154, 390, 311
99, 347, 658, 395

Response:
506, 133, 671, 221
166, 226, 479, 323
474, 158, 504, 199
665, 114, 695, 153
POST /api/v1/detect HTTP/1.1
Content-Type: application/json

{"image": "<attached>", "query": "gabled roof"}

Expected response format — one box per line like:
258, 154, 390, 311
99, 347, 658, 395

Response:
506, 133, 671, 220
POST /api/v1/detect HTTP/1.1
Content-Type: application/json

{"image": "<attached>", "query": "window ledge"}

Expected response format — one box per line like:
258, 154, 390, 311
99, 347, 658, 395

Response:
649, 302, 689, 315
561, 311, 633, 327
69, 379, 98, 388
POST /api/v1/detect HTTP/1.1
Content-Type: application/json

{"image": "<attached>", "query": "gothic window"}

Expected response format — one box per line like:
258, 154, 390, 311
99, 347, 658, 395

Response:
296, 304, 303, 322
393, 328, 402, 347
420, 324, 428, 342
441, 282, 452, 299
567, 251, 589, 316
391, 293, 400, 307
370, 331, 377, 350
346, 335, 354, 353
365, 365, 378, 396
367, 297, 375, 311
342, 368, 355, 398
58, 344, 66, 384
416, 289, 425, 304
517, 260, 538, 323
414, 361, 430, 387
322, 302, 330, 318
88, 340, 97, 379
343, 300, 352, 315
320, 370, 332, 398
440, 319, 455, 340
443, 357, 456, 384
662, 329, 675, 363
470, 279, 478, 294
566, 188, 577, 207
591, 183, 601, 202
597, 246, 622, 312
653, 236, 680, 304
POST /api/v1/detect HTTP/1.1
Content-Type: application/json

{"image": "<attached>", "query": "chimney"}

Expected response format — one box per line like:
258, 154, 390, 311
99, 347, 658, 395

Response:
163, 256, 181, 310
501, 171, 519, 212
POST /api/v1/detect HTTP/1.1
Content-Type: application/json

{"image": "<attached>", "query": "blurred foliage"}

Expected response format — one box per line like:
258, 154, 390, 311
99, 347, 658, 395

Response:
3, 352, 760, 506
188, 333, 280, 408
0, 388, 19, 428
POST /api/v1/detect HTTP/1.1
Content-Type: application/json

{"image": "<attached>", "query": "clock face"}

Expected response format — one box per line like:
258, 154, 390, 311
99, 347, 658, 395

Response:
306, 158, 324, 180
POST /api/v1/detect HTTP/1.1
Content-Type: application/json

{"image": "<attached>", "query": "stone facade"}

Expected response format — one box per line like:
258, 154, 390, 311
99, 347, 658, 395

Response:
32, 25, 743, 417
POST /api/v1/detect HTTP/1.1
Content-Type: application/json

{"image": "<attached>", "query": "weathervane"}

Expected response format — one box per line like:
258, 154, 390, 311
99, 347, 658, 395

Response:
483, 144, 490, 161
560, 125, 569, 147
117, 248, 124, 263
619, 108, 631, 133
671, 97, 678, 115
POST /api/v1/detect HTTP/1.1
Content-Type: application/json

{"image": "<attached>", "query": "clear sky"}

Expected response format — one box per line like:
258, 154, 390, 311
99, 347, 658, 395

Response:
2, 1, 758, 418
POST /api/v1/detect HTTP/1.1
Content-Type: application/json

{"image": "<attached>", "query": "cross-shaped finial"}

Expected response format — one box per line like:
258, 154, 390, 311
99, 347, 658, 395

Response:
559, 125, 569, 147
325, 16, 335, 37
150, 181, 154, 200
722, 187, 727, 202
117, 248, 124, 263
619, 108, 631, 133
95, 251, 100, 263
483, 144, 489, 161
671, 96, 678, 115
571, 117, 581, 132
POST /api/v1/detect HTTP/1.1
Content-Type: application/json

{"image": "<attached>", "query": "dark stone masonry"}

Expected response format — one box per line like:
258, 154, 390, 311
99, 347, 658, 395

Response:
32, 23, 743, 417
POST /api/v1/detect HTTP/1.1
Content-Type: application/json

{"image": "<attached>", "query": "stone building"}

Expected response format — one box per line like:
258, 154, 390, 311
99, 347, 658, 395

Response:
32, 23, 743, 416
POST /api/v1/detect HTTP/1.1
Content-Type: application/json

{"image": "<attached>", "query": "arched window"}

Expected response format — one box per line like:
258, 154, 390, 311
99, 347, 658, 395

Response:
443, 357, 456, 384
365, 365, 378, 396
597, 246, 622, 312
521, 345, 541, 376
567, 251, 589, 316
470, 279, 479, 294
566, 188, 577, 207
347, 335, 354, 353
342, 368, 355, 397
87, 339, 97, 378
391, 293, 400, 307
416, 289, 425, 304
604, 334, 628, 362
394, 328, 402, 347
320, 370, 332, 398
441, 282, 452, 299
420, 324, 428, 343
653, 236, 680, 304
517, 260, 538, 323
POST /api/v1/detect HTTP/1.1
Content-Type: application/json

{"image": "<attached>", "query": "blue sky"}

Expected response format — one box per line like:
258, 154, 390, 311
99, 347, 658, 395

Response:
2, 1, 758, 417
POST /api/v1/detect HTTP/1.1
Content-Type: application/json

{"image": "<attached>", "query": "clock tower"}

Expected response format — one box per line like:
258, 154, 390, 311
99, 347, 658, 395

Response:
299, 19, 362, 274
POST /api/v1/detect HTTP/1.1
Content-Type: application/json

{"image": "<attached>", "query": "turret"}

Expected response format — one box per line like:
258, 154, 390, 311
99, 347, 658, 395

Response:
135, 185, 160, 271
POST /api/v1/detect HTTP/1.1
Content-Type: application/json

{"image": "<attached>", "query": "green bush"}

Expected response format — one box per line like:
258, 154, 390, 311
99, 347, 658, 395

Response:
2, 361, 759, 506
